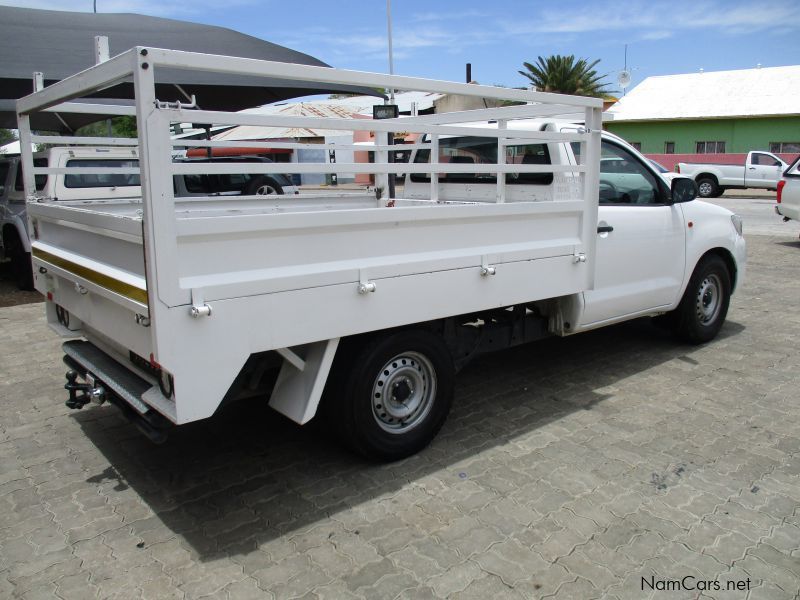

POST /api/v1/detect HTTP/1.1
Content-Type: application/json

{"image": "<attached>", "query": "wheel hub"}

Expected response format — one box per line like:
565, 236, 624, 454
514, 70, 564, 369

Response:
696, 274, 721, 324
372, 352, 437, 433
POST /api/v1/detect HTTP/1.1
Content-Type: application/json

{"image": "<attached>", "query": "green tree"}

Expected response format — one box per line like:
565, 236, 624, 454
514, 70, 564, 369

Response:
75, 115, 137, 138
0, 128, 17, 149
519, 55, 614, 97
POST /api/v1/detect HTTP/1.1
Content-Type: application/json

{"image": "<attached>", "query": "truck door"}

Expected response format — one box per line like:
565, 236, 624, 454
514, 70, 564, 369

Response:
747, 152, 783, 188
579, 140, 686, 327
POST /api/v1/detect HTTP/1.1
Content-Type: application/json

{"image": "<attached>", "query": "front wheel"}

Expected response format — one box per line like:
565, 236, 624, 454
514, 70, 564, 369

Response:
324, 330, 455, 461
671, 255, 731, 344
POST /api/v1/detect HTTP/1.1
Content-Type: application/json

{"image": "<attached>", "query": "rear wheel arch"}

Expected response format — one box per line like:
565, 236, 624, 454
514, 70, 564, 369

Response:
695, 172, 719, 185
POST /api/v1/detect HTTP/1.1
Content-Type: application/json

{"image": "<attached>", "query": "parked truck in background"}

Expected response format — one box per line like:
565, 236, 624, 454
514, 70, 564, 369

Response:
1, 147, 296, 289
676, 151, 788, 198
1, 147, 140, 289
17, 48, 746, 461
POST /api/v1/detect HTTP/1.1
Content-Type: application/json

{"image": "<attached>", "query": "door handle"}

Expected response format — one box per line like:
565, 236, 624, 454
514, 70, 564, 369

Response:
748, 167, 756, 170
597, 225, 614, 233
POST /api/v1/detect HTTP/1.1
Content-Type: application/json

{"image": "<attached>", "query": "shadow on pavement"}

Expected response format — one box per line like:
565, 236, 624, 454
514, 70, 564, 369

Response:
72, 316, 745, 560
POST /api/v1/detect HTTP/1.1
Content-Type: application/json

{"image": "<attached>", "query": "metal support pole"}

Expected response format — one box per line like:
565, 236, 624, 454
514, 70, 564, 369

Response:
386, 0, 396, 198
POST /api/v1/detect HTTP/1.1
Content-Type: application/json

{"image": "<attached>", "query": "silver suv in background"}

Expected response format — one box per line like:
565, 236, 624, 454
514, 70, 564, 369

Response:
174, 155, 298, 197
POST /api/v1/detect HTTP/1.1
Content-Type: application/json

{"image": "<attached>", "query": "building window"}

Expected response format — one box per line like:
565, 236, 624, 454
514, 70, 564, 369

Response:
664, 142, 675, 154
696, 141, 726, 154
770, 142, 800, 153
629, 142, 642, 151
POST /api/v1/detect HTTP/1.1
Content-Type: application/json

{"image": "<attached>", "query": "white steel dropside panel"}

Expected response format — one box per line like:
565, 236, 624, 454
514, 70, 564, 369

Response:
152, 251, 588, 423
172, 200, 588, 302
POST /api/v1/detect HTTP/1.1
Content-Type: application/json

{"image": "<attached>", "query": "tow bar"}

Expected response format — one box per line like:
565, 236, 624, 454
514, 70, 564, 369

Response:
65, 370, 106, 409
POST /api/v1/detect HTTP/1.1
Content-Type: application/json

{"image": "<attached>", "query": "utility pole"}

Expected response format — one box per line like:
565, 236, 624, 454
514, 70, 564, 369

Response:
385, 0, 396, 198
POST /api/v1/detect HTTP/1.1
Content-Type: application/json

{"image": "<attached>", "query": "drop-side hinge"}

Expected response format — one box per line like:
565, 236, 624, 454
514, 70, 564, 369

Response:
480, 256, 496, 276
358, 270, 376, 294
189, 289, 212, 318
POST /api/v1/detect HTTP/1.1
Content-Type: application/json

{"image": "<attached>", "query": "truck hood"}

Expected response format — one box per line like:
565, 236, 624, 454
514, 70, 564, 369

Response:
684, 199, 735, 219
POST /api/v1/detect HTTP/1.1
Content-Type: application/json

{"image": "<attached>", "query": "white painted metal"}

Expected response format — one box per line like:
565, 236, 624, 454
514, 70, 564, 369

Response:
94, 36, 110, 64
15, 47, 611, 426
269, 338, 340, 424
777, 158, 800, 222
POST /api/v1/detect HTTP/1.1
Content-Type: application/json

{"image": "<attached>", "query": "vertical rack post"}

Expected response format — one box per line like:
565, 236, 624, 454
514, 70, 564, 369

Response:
496, 119, 507, 204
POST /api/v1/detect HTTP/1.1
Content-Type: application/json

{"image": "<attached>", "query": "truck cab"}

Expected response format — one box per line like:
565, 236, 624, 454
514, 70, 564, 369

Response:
404, 123, 746, 333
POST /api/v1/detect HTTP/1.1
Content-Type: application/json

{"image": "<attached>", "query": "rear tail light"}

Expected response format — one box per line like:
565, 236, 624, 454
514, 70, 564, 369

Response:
777, 180, 785, 203
675, 164, 680, 173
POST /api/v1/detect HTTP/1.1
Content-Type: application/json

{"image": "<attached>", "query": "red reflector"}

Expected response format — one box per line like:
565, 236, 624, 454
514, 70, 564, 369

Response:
688, 221, 694, 228
46, 292, 53, 301
149, 353, 161, 369
777, 180, 785, 203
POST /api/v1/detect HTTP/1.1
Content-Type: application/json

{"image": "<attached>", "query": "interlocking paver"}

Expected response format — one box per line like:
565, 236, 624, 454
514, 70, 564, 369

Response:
1, 234, 799, 599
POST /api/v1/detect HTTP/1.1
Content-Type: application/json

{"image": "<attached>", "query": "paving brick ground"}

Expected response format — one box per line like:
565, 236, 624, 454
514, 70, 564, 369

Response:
1, 233, 798, 600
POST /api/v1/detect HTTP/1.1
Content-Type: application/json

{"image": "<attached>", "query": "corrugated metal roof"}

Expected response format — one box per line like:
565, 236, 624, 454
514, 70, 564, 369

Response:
212, 91, 445, 141
212, 102, 369, 140
606, 65, 800, 121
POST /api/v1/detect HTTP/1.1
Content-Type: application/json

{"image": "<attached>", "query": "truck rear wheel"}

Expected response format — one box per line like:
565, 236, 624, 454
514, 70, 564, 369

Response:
671, 255, 731, 344
325, 330, 455, 461
696, 177, 720, 198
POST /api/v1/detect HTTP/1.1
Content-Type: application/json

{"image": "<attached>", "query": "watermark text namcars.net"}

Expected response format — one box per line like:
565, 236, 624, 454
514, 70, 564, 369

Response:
642, 576, 752, 593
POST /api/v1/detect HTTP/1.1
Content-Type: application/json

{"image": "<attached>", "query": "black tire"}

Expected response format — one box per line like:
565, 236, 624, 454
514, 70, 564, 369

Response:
5, 232, 34, 290
324, 330, 455, 462
696, 177, 719, 199
244, 177, 283, 196
671, 255, 731, 344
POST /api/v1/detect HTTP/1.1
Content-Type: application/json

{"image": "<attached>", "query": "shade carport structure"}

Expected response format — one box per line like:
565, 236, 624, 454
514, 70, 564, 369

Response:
0, 5, 380, 131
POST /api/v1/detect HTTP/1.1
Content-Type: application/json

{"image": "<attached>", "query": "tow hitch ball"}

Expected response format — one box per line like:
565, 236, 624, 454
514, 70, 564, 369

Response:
65, 370, 106, 409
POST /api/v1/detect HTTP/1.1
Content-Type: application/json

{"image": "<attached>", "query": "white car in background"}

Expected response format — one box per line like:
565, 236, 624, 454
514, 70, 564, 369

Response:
776, 156, 800, 233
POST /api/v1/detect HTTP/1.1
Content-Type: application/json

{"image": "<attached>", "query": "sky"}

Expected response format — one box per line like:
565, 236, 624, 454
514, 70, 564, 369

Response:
2, 0, 799, 96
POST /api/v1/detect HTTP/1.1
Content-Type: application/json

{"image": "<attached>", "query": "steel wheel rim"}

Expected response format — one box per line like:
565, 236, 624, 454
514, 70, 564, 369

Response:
255, 184, 277, 195
698, 182, 712, 197
371, 351, 437, 434
696, 273, 722, 324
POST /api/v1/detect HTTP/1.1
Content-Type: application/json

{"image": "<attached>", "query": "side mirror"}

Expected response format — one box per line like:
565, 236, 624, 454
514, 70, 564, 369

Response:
670, 177, 697, 204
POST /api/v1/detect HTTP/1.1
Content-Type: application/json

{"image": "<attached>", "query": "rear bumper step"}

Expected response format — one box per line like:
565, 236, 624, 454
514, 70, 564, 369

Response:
62, 340, 172, 443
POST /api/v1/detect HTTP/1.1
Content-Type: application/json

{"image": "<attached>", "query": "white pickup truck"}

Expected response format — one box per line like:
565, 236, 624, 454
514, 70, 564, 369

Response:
17, 48, 746, 461
1, 147, 140, 289
776, 155, 800, 230
676, 151, 787, 198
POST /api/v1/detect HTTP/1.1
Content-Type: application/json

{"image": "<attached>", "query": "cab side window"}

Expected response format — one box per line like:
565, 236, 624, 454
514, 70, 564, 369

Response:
752, 153, 781, 167
412, 136, 553, 185
599, 142, 661, 205
15, 159, 48, 191
0, 162, 9, 195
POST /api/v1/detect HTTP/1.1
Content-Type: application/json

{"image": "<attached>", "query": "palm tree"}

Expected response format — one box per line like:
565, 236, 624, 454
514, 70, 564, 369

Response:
519, 55, 613, 97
